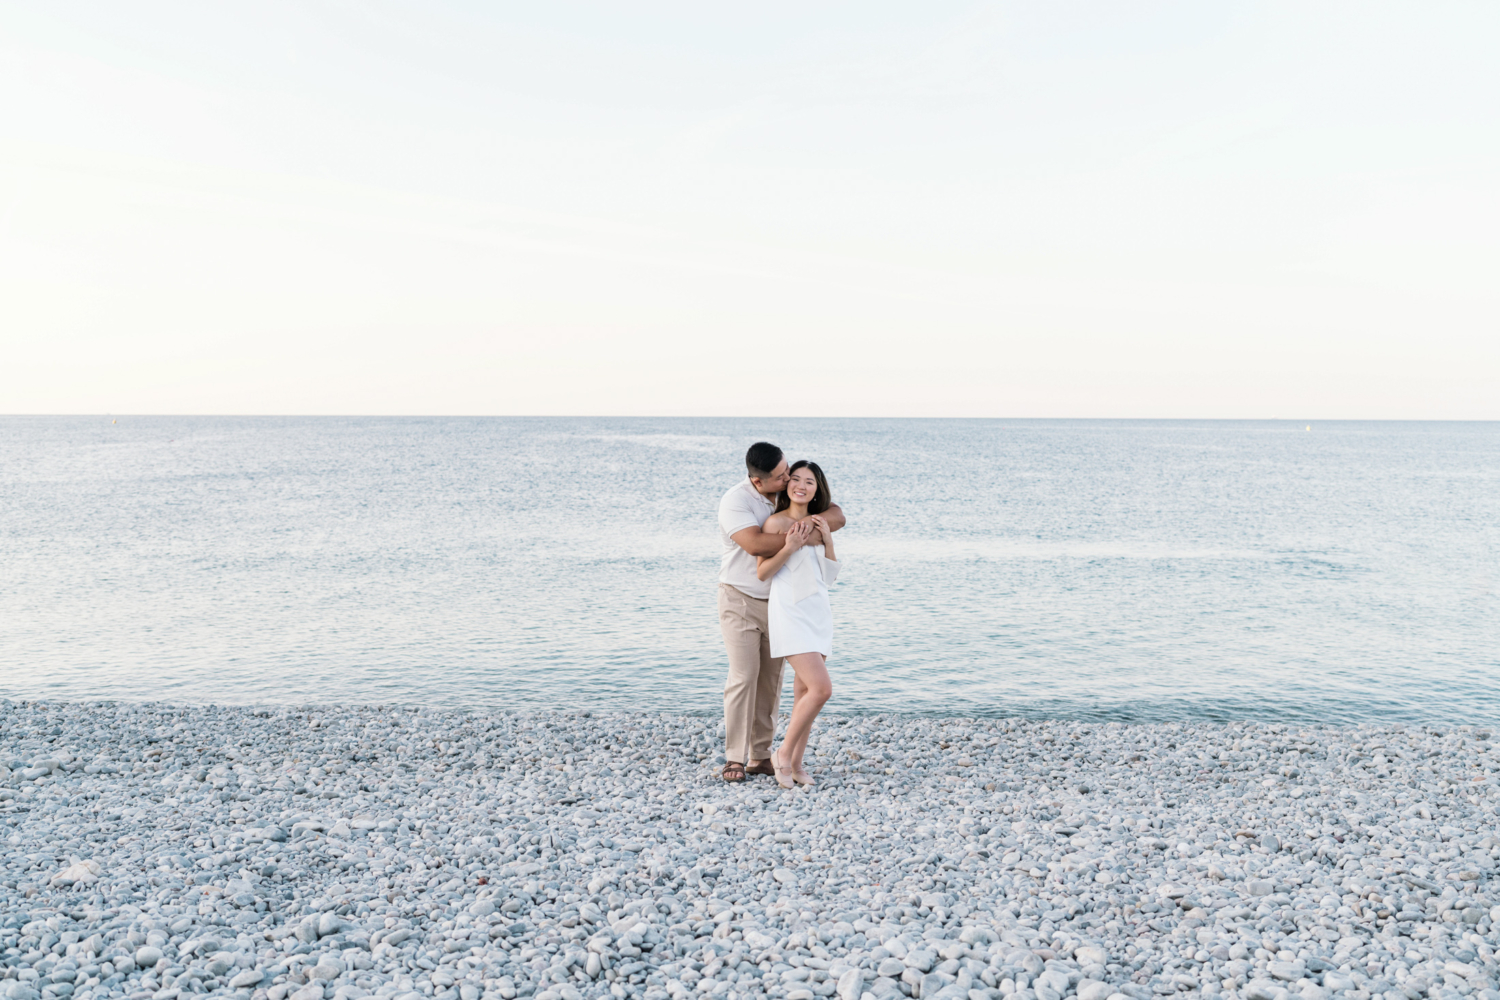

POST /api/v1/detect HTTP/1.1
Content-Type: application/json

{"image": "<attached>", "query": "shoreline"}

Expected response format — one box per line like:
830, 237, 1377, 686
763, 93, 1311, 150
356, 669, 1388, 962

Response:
1, 702, 1496, 1000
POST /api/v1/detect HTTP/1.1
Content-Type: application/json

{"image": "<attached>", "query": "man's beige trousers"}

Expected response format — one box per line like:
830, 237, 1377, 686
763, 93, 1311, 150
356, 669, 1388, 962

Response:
718, 583, 784, 765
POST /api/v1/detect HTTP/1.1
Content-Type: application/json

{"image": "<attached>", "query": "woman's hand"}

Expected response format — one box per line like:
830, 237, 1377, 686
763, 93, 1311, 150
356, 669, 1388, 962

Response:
808, 515, 833, 546
758, 519, 812, 581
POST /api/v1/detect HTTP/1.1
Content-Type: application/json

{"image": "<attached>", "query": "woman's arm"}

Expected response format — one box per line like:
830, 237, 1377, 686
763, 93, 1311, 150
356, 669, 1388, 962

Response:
757, 520, 810, 580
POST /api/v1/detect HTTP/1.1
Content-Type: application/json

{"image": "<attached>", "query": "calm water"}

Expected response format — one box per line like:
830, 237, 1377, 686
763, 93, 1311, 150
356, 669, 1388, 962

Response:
2, 417, 1498, 724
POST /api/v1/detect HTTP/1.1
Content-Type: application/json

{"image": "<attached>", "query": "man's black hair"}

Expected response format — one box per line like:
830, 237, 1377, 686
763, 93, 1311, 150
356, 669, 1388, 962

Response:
745, 442, 784, 480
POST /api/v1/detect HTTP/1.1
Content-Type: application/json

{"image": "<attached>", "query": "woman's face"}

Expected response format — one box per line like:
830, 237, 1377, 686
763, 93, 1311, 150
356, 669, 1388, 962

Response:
786, 467, 818, 506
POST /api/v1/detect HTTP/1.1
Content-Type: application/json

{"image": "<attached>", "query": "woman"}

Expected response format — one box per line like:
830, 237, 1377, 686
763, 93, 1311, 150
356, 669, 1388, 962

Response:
756, 460, 840, 789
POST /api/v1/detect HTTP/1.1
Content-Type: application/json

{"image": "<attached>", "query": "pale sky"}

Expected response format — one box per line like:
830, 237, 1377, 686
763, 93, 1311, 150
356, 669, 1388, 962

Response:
2, 2, 1497, 418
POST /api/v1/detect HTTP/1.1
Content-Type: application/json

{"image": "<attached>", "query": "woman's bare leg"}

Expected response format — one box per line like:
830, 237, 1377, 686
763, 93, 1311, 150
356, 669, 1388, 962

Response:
777, 652, 830, 773
787, 671, 809, 771
791, 671, 809, 732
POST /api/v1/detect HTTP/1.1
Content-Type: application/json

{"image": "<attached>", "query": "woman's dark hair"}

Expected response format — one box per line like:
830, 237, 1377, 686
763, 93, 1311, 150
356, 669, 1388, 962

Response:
775, 460, 831, 515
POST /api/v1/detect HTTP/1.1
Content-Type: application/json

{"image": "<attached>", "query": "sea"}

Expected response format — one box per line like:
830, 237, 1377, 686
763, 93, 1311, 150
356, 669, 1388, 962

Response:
2, 417, 1497, 726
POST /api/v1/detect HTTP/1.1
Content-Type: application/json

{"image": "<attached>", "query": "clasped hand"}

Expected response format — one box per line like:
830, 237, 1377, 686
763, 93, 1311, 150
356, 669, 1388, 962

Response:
782, 516, 831, 550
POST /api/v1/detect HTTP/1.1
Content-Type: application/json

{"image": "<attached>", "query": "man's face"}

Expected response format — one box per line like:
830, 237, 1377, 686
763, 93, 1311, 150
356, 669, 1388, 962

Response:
750, 459, 790, 496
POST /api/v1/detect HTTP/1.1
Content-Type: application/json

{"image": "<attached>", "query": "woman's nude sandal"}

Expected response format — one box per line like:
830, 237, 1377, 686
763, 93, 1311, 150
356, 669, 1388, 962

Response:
793, 768, 815, 787
770, 750, 796, 790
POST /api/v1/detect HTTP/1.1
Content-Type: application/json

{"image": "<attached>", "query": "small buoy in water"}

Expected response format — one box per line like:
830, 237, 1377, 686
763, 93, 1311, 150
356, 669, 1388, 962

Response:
112, 419, 116, 424
1306, 425, 1311, 431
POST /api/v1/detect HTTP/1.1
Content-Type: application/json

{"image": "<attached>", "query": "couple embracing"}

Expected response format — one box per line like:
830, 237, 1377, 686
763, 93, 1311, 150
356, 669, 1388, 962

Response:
716, 441, 843, 789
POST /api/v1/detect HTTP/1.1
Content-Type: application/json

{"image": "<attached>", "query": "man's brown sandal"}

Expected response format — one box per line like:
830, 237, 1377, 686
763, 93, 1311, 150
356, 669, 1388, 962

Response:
721, 761, 746, 782
745, 759, 776, 776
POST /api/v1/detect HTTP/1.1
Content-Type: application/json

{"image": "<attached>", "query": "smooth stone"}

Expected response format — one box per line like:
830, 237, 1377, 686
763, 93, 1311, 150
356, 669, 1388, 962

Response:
1245, 980, 1282, 1000
919, 974, 948, 999
310, 964, 342, 982
1037, 971, 1070, 996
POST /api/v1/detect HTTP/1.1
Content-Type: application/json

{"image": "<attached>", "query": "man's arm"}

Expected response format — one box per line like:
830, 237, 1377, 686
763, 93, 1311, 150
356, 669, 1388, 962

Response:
732, 504, 844, 557
730, 524, 788, 558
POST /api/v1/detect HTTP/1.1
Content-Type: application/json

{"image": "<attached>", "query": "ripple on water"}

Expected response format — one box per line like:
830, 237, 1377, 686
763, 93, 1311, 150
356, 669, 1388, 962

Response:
1, 416, 1498, 723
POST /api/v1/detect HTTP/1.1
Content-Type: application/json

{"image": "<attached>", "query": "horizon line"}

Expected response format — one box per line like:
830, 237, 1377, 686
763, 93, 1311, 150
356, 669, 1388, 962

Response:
4, 413, 1500, 423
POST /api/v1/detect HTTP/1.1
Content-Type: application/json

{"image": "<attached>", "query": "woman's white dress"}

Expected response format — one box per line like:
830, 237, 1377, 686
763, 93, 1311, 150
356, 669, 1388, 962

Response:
768, 543, 840, 658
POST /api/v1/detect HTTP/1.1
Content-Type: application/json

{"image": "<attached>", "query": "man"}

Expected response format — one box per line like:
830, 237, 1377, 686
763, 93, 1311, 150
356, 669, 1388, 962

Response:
717, 441, 845, 782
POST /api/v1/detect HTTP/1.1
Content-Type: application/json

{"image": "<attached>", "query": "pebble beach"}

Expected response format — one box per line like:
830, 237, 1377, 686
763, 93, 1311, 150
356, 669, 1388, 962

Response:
2, 703, 1497, 1000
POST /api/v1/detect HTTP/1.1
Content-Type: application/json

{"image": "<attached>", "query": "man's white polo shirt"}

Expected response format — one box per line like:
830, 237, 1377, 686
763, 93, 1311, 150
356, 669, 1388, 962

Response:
718, 478, 777, 600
